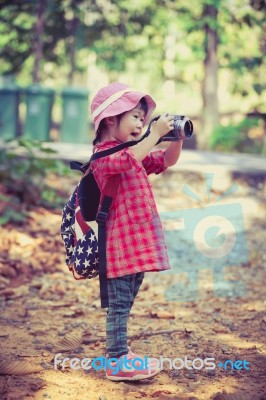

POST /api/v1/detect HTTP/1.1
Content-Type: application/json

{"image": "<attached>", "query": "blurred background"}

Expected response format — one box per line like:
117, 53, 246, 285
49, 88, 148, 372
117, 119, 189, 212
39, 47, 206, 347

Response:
0, 0, 265, 152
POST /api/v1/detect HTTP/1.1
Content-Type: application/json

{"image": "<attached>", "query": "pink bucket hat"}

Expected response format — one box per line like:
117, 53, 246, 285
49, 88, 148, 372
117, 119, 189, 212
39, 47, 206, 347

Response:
91, 82, 156, 132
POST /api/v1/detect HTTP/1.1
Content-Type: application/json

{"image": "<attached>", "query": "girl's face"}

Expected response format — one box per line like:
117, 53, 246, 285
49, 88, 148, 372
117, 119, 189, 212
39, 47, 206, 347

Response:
114, 106, 145, 143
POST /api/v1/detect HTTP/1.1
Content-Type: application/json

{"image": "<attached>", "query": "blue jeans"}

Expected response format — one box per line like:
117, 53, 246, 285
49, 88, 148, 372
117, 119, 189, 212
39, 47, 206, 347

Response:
106, 272, 145, 358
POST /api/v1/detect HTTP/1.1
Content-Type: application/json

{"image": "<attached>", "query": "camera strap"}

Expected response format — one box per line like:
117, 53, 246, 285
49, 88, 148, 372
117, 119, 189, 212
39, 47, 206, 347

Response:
70, 116, 161, 174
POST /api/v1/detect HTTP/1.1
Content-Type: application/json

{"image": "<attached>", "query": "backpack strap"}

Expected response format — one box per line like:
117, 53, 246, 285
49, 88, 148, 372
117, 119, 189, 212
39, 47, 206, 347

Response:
96, 174, 120, 308
70, 161, 85, 172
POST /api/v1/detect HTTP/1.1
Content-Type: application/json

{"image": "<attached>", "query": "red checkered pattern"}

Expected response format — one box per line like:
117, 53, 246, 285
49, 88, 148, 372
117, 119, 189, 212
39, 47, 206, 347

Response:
91, 140, 171, 278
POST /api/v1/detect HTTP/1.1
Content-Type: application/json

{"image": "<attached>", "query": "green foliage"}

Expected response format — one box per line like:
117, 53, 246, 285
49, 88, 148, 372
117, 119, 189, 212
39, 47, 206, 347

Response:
0, 0, 265, 150
0, 0, 68, 75
209, 117, 262, 153
0, 193, 28, 225
0, 138, 72, 225
1, 0, 265, 92
209, 124, 243, 152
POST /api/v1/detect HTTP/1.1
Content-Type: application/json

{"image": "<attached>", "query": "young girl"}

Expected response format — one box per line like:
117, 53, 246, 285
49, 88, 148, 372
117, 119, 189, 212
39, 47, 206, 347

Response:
90, 82, 184, 381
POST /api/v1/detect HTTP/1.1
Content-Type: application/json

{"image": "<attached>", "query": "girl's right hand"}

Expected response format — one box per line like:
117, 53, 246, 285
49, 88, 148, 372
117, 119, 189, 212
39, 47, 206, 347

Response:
151, 113, 174, 138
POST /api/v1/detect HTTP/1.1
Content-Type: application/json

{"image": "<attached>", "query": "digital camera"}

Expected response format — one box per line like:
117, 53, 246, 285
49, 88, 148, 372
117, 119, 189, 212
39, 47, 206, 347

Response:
152, 114, 193, 142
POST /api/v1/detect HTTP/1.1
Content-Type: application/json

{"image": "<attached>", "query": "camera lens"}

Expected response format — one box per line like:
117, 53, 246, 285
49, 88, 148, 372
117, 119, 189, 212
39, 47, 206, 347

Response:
184, 120, 193, 138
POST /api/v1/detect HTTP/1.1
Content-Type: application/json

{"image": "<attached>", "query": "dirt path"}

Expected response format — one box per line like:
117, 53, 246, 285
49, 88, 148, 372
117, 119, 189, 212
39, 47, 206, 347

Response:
0, 170, 265, 400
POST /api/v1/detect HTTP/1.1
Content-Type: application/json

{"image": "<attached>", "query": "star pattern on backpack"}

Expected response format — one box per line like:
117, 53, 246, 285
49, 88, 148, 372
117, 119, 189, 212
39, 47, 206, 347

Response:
61, 187, 99, 279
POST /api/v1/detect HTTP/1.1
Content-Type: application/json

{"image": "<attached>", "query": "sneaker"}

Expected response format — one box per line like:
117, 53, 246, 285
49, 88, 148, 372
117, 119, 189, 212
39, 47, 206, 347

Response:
106, 346, 158, 369
127, 346, 159, 369
105, 352, 161, 381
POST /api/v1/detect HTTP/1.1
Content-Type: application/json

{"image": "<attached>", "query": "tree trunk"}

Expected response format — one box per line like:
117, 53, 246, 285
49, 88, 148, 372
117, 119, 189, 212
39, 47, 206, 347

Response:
199, 3, 219, 149
66, 0, 79, 85
32, 0, 46, 83
68, 17, 78, 85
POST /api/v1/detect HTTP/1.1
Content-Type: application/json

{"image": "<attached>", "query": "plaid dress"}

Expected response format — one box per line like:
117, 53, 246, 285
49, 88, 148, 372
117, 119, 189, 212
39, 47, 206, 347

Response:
91, 140, 171, 278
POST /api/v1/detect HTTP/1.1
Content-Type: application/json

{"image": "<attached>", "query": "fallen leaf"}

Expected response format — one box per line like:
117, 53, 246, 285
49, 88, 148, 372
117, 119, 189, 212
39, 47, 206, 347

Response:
150, 311, 175, 319
151, 389, 173, 397
0, 289, 14, 298
0, 360, 43, 375
127, 392, 144, 398
53, 333, 83, 352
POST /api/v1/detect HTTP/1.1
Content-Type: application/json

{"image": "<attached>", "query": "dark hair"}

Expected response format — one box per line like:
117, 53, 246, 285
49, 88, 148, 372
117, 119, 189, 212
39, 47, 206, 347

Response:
93, 120, 106, 146
93, 97, 148, 146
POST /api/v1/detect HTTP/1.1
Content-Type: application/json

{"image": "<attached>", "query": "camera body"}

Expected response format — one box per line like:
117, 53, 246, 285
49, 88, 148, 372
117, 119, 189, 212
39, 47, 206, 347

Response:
136, 114, 193, 146
164, 115, 193, 141
154, 114, 193, 142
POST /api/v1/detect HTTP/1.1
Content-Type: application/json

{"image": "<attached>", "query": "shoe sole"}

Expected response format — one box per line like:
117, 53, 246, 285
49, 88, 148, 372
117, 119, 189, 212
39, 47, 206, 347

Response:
106, 368, 161, 382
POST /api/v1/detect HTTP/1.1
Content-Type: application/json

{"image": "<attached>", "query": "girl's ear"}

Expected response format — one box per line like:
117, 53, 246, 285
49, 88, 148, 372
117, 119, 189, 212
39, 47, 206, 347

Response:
105, 116, 117, 126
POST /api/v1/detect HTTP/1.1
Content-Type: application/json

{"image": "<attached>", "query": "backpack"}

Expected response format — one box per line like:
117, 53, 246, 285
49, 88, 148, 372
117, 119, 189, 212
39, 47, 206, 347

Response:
60, 184, 99, 280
